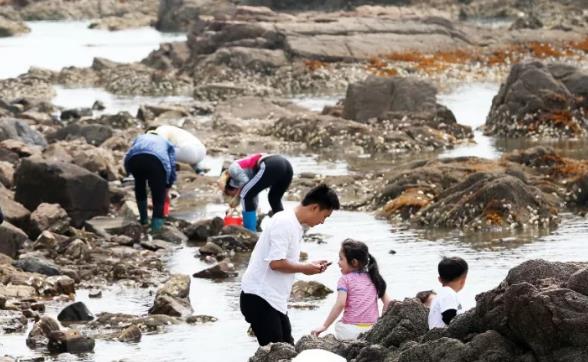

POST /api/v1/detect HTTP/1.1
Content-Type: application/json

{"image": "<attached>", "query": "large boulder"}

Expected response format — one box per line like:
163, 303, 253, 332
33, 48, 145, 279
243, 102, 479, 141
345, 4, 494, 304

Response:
0, 118, 47, 147
475, 259, 588, 358
43, 141, 121, 181
0, 222, 27, 258
485, 61, 588, 138
415, 172, 560, 230
14, 157, 109, 226
342, 76, 437, 122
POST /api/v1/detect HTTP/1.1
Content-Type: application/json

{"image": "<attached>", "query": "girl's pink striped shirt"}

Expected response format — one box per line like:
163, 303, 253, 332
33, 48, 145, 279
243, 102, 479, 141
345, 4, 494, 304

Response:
337, 272, 379, 324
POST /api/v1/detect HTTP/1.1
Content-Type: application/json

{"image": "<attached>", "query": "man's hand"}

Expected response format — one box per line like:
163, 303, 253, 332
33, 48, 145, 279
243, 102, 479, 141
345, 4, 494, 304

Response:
302, 260, 331, 275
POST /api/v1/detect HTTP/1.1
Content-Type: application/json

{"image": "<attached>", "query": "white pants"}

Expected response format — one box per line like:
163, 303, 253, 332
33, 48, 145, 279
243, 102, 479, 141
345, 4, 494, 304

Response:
334, 321, 373, 340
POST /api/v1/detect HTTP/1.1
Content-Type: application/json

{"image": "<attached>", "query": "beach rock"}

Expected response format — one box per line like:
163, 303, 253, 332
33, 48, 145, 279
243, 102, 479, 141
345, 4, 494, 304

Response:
485, 61, 588, 138
28, 202, 70, 239
57, 302, 94, 323
185, 218, 224, 242
85, 216, 143, 242
59, 108, 92, 122
567, 268, 588, 296
364, 298, 429, 348
43, 275, 75, 295
0, 76, 55, 102
156, 0, 236, 32
213, 96, 304, 131
290, 280, 333, 301
0, 118, 47, 147
198, 241, 225, 256
0, 310, 28, 334
152, 224, 188, 244
295, 334, 364, 358
13, 256, 61, 276
193, 260, 237, 279
47, 330, 95, 354
117, 324, 142, 342
475, 259, 588, 358
343, 76, 437, 122
0, 161, 14, 187
415, 172, 560, 230
14, 157, 110, 227
46, 123, 114, 146
0, 222, 27, 258
202, 47, 288, 73
0, 17, 30, 37
0, 192, 31, 231
142, 41, 191, 71
149, 274, 193, 317
510, 14, 543, 30
94, 112, 139, 130
26, 315, 60, 349
249, 342, 298, 362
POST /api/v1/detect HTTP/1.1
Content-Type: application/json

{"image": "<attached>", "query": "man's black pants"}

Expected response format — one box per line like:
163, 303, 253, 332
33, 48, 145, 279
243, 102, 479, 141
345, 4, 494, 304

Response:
240, 292, 293, 346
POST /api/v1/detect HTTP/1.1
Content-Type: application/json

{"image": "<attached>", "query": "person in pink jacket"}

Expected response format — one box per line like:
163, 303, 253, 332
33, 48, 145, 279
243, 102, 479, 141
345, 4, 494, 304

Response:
222, 154, 293, 231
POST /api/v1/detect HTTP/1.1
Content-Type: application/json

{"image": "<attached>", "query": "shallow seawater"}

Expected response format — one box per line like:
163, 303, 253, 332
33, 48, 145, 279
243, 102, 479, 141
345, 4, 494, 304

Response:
0, 21, 185, 79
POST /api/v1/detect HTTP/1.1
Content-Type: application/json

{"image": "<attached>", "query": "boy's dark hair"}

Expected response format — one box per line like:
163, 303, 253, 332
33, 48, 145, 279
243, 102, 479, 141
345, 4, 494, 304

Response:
301, 184, 340, 210
416, 290, 436, 304
341, 239, 387, 298
438, 257, 468, 283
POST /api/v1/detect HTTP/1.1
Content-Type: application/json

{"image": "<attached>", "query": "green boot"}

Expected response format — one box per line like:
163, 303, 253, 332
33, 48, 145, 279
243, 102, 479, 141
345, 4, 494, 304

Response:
151, 217, 165, 232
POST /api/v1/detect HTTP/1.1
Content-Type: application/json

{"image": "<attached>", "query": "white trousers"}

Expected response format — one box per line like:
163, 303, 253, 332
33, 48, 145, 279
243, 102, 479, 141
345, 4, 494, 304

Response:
334, 321, 373, 340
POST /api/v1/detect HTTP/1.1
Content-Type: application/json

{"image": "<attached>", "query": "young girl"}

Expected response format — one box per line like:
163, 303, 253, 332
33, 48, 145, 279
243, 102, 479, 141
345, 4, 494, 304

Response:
311, 239, 392, 340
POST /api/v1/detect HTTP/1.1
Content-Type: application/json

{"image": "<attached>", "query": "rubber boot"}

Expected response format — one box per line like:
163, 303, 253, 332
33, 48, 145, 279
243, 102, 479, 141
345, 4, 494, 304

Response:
137, 199, 148, 225
151, 217, 165, 232
163, 191, 170, 218
242, 210, 257, 232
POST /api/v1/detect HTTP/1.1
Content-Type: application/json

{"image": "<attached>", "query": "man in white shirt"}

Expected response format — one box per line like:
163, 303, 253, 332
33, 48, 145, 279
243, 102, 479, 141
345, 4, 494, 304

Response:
428, 256, 468, 329
240, 184, 340, 346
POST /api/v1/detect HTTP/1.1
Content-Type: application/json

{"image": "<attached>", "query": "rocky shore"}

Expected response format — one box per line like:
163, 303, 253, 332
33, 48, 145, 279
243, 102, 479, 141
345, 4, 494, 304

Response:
249, 259, 588, 362
0, 0, 587, 359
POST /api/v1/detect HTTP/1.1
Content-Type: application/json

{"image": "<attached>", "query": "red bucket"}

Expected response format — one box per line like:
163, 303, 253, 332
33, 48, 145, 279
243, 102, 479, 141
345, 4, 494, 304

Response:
224, 209, 243, 226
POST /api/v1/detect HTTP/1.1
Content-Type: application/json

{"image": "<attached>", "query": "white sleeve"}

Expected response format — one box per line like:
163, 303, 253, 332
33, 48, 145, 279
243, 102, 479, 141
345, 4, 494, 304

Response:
264, 223, 291, 262
438, 291, 459, 313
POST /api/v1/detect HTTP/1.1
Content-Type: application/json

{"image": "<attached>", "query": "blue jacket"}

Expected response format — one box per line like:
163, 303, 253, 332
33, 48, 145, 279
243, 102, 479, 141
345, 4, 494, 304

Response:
124, 134, 176, 186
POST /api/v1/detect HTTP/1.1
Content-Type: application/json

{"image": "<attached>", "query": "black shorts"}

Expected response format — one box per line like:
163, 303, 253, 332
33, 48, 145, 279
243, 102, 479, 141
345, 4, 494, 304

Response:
240, 291, 293, 346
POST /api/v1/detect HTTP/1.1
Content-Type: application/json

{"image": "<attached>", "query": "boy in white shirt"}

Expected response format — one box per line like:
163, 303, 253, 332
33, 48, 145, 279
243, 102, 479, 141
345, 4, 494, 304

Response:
240, 184, 340, 346
428, 256, 468, 329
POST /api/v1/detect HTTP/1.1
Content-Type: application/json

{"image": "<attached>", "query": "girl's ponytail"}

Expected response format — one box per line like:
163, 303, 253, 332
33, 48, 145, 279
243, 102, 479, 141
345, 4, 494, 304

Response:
367, 253, 387, 298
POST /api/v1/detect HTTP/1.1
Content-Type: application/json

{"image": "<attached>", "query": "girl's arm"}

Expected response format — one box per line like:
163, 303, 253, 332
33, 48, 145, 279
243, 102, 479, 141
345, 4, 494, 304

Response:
381, 293, 393, 315
311, 291, 347, 337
